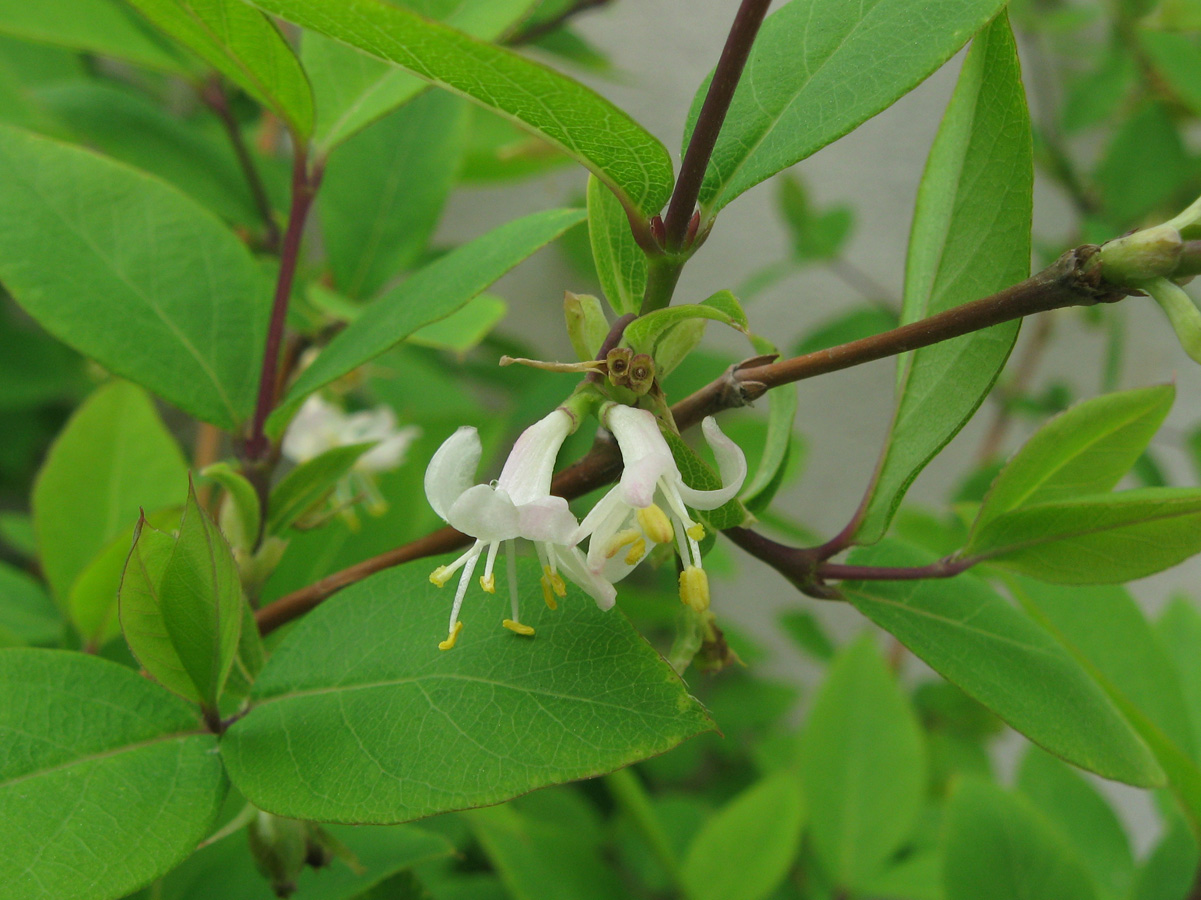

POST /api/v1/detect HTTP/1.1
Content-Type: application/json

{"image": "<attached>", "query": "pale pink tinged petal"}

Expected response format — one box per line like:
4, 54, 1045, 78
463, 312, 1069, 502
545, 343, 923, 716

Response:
583, 493, 635, 574
573, 487, 623, 546
517, 496, 578, 544
448, 484, 521, 541
605, 405, 676, 507
556, 546, 617, 611
424, 426, 482, 520
496, 409, 573, 504
675, 416, 747, 510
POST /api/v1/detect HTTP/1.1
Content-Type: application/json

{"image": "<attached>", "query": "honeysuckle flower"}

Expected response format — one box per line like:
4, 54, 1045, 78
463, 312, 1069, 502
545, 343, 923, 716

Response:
425, 408, 616, 650
574, 404, 746, 612
283, 395, 420, 473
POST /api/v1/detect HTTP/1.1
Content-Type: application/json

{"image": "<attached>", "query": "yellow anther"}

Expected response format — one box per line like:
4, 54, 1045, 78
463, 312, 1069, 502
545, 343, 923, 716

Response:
438, 620, 463, 651
429, 566, 453, 587
503, 619, 536, 636
540, 576, 558, 610
637, 504, 674, 544
687, 523, 706, 542
624, 538, 647, 566
547, 567, 567, 597
604, 528, 642, 559
679, 566, 710, 612
479, 573, 496, 593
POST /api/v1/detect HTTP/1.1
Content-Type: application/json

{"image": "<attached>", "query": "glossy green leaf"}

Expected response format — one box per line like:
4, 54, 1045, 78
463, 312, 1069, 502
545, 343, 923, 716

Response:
268, 442, 373, 534
303, 0, 535, 151
1008, 577, 1201, 829
944, 779, 1099, 900
1017, 746, 1133, 900
843, 541, 1162, 786
0, 561, 58, 646
855, 15, 1031, 543
32, 382, 188, 605
0, 649, 226, 900
799, 636, 924, 889
121, 516, 202, 703
973, 384, 1174, 533
687, 0, 1008, 214
221, 558, 712, 823
125, 0, 314, 138
680, 770, 805, 900
0, 126, 269, 428
323, 90, 469, 299
247, 0, 672, 214
158, 822, 453, 899
466, 805, 627, 900
624, 291, 748, 357
40, 82, 264, 226
587, 174, 647, 316
159, 483, 244, 710
1157, 596, 1201, 765
0, 0, 185, 72
274, 207, 585, 428
964, 488, 1201, 582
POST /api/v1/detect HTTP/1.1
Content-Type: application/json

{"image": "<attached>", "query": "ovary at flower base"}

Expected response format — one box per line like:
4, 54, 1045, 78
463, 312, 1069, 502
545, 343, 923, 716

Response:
423, 408, 615, 650
573, 404, 746, 613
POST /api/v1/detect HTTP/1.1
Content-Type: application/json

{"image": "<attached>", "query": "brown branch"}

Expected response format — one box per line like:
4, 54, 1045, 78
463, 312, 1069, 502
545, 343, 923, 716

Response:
254, 244, 1131, 635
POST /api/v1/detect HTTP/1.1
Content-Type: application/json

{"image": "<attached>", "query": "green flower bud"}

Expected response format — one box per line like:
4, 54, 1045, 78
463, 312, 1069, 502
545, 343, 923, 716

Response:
1098, 224, 1182, 286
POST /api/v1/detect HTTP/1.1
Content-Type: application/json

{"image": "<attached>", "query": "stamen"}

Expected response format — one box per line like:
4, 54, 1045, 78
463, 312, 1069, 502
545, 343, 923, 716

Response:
605, 528, 642, 558
479, 573, 496, 593
637, 504, 674, 544
446, 543, 484, 638
507, 542, 520, 621
429, 566, 453, 587
438, 620, 464, 650
687, 523, 705, 542
541, 574, 558, 611
624, 538, 647, 565
502, 619, 536, 636
541, 564, 565, 610
679, 566, 710, 612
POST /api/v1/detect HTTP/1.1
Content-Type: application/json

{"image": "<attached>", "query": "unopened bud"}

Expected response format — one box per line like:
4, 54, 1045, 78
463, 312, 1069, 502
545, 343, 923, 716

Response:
248, 812, 308, 898
1099, 224, 1183, 286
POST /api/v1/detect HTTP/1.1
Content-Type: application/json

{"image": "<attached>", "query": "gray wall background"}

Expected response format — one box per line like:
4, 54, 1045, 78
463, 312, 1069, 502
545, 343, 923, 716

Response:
435, 1, 1201, 848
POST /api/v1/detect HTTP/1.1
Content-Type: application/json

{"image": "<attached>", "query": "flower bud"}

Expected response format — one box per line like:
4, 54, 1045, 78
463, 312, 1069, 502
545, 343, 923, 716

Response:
1099, 224, 1183, 286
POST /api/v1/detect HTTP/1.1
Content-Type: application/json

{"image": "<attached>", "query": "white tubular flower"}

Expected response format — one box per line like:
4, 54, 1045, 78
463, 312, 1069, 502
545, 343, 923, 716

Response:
575, 405, 746, 612
424, 409, 616, 650
283, 395, 419, 473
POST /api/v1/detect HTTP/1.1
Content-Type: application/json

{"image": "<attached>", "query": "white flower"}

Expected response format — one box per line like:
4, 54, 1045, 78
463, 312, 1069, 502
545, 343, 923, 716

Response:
283, 395, 419, 473
424, 408, 615, 650
574, 404, 746, 612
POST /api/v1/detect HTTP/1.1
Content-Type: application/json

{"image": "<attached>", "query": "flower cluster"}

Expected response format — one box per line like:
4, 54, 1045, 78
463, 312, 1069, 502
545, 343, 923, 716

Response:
424, 402, 745, 649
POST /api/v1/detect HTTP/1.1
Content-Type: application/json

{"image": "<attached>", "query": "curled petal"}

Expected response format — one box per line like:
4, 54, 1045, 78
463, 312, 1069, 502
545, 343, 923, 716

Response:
556, 546, 617, 611
675, 416, 747, 510
424, 426, 481, 521
517, 496, 579, 544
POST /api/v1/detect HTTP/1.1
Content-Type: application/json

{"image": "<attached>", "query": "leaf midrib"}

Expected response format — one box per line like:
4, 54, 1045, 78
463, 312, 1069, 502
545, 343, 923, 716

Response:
0, 729, 206, 789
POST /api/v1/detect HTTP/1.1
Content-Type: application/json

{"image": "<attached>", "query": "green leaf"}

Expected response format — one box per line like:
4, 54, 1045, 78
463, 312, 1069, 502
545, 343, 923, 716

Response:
777, 173, 853, 262
1095, 103, 1190, 224
159, 482, 244, 710
0, 125, 269, 428
0, 649, 226, 900
855, 14, 1031, 543
790, 305, 898, 357
799, 636, 925, 889
459, 106, 570, 184
273, 207, 585, 429
466, 805, 628, 900
409, 294, 508, 354
686, 0, 1008, 214
1061, 47, 1134, 133
680, 770, 805, 900
564, 292, 609, 362
302, 0, 536, 151
740, 336, 797, 513
0, 561, 59, 646
1141, 30, 1201, 117
972, 384, 1174, 533
1017, 746, 1134, 900
220, 558, 712, 823
842, 541, 1162, 786
323, 90, 469, 299
587, 174, 647, 316
964, 488, 1201, 582
778, 610, 834, 662
1157, 596, 1201, 765
1129, 808, 1198, 900
0, 0, 186, 72
33, 382, 188, 605
624, 291, 748, 357
1008, 577, 1201, 830
268, 442, 373, 534
943, 779, 1099, 900
246, 0, 672, 215
660, 430, 749, 532
158, 822, 453, 899
201, 461, 261, 552
125, 0, 314, 138
40, 81, 265, 226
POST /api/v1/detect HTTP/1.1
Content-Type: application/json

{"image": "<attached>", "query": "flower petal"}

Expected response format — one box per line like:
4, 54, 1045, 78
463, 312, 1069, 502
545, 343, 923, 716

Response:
424, 426, 481, 521
675, 416, 747, 510
556, 546, 617, 611
282, 394, 342, 464
605, 405, 675, 508
359, 425, 421, 472
517, 496, 578, 544
496, 409, 573, 504
447, 484, 521, 541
